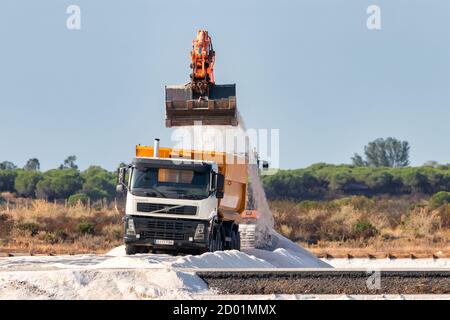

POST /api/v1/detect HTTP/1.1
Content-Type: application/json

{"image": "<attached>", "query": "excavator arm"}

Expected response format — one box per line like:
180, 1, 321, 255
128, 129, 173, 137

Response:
165, 30, 238, 127
190, 30, 215, 94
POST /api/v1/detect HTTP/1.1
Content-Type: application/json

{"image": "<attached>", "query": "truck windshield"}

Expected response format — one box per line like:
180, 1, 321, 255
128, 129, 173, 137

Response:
130, 167, 210, 200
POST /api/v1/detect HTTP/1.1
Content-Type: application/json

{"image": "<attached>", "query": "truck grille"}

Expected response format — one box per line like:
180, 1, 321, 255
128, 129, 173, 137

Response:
138, 220, 191, 241
140, 231, 184, 241
137, 203, 197, 215
146, 220, 184, 231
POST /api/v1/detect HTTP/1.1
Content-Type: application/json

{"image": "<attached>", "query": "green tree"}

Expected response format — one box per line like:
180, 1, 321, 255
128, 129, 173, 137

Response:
365, 171, 393, 191
403, 169, 430, 193
0, 161, 17, 170
351, 154, 367, 167
0, 170, 17, 192
81, 166, 116, 200
352, 137, 410, 167
60, 155, 78, 170
68, 193, 89, 206
14, 171, 43, 197
35, 169, 83, 200
24, 158, 40, 171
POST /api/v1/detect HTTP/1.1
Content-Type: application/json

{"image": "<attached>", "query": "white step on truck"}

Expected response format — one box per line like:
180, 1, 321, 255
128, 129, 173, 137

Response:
116, 139, 249, 255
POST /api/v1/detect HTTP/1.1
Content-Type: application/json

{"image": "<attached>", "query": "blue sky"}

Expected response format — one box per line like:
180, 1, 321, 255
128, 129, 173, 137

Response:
0, 0, 449, 171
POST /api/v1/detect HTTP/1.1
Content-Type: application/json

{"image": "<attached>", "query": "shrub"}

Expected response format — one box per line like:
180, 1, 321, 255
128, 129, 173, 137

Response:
68, 193, 89, 206
429, 191, 450, 209
401, 208, 440, 238
350, 196, 375, 211
38, 230, 68, 244
0, 213, 13, 237
39, 232, 57, 244
92, 202, 103, 211
351, 219, 378, 239
16, 222, 40, 236
103, 224, 122, 241
437, 204, 450, 228
85, 188, 108, 201
54, 228, 69, 241
77, 221, 95, 235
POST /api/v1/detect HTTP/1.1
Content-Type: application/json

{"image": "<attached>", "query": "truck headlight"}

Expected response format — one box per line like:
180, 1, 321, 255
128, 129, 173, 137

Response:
126, 218, 136, 235
194, 224, 205, 240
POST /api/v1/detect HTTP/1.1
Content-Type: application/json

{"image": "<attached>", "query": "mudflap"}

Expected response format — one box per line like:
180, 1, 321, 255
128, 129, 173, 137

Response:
239, 223, 257, 249
165, 83, 238, 127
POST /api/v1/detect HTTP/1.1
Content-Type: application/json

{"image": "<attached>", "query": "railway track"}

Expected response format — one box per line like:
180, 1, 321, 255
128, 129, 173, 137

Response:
197, 269, 450, 295
1, 251, 448, 258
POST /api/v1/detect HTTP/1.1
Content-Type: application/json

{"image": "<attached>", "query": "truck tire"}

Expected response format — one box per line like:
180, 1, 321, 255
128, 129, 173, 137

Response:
208, 224, 223, 252
125, 245, 149, 255
208, 227, 217, 252
125, 244, 139, 255
233, 229, 240, 250
230, 228, 240, 250
237, 232, 241, 250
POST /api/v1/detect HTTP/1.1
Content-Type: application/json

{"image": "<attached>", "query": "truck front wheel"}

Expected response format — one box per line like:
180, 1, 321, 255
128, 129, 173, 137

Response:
125, 244, 149, 255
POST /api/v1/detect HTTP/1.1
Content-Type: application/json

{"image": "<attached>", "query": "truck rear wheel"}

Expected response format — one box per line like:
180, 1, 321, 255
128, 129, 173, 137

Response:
232, 229, 240, 250
208, 224, 224, 252
223, 224, 240, 251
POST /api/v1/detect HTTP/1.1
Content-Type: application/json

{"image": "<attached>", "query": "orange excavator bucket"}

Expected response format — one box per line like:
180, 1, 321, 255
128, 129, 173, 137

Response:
165, 84, 237, 127
165, 30, 238, 128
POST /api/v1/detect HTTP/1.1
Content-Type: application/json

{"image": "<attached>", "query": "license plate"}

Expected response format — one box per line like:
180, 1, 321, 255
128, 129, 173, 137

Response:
155, 239, 174, 245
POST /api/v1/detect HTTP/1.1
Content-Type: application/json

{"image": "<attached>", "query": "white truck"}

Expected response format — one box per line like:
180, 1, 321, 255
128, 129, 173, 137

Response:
116, 139, 248, 255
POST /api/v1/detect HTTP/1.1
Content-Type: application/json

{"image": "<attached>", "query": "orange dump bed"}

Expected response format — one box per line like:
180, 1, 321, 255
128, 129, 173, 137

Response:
136, 146, 247, 215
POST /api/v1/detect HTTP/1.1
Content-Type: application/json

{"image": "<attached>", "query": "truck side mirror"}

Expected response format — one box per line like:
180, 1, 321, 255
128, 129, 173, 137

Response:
216, 173, 225, 191
216, 191, 224, 199
215, 173, 225, 199
116, 167, 128, 193
116, 184, 125, 193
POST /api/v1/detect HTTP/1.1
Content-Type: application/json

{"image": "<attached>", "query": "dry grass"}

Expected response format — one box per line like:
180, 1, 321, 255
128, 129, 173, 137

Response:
1, 195, 449, 256
271, 196, 450, 257
0, 199, 123, 254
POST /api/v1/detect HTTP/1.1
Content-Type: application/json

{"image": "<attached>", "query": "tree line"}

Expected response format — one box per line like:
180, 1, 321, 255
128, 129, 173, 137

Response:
262, 163, 450, 201
262, 137, 449, 201
1, 138, 448, 202
0, 156, 118, 202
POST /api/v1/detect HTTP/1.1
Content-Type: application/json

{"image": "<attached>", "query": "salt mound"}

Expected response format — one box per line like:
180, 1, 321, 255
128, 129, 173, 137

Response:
95, 256, 155, 269
0, 269, 208, 300
106, 245, 126, 257
244, 248, 329, 268
171, 250, 273, 269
